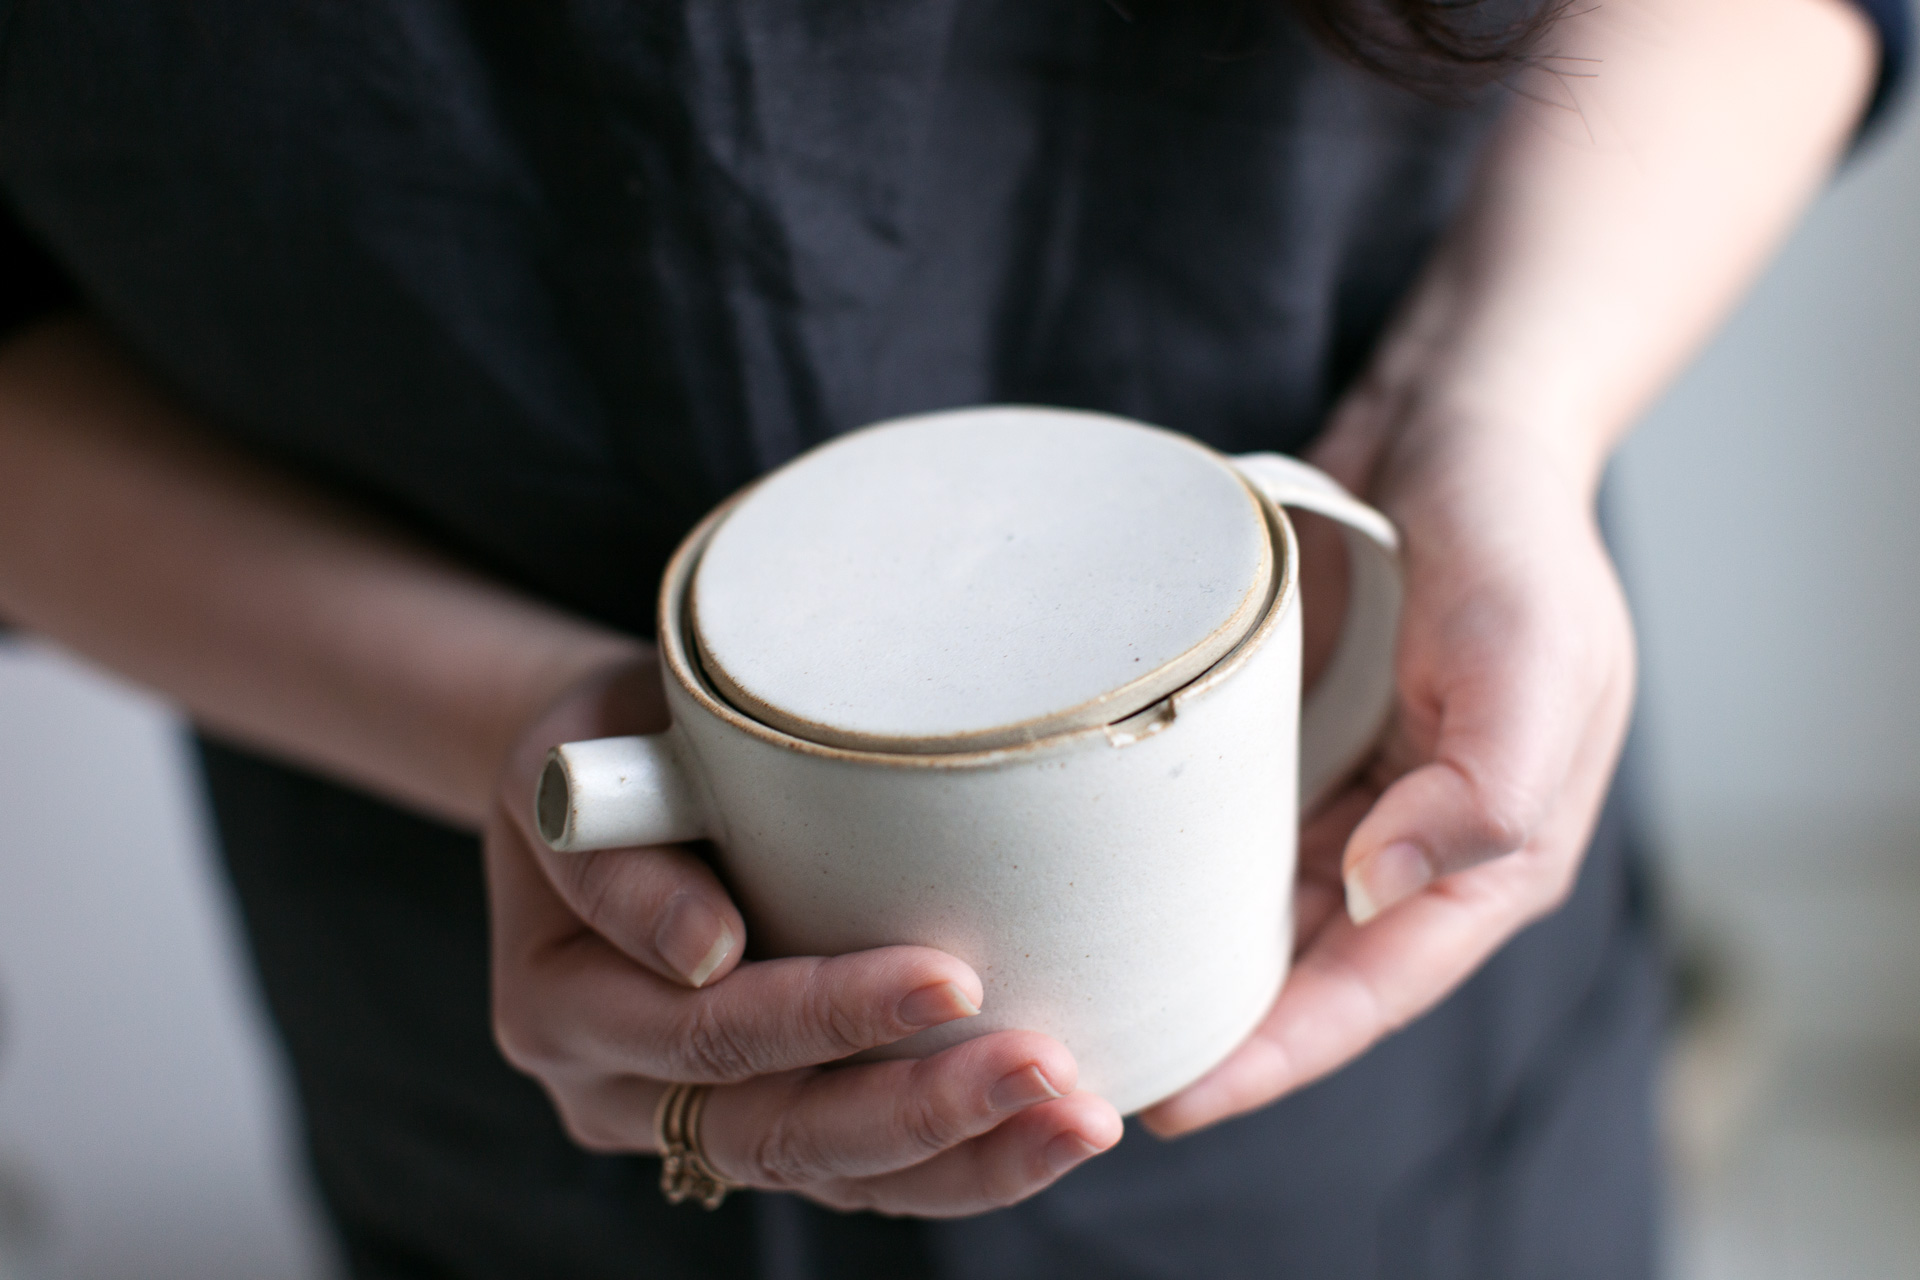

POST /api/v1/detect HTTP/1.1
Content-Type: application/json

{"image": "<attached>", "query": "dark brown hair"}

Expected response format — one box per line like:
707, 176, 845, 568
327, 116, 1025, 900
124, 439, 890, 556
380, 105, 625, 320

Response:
1288, 0, 1570, 94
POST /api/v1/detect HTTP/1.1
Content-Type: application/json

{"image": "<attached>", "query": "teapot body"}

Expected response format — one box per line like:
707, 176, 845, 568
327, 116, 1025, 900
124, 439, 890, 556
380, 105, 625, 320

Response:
654, 496, 1303, 1114
536, 408, 1403, 1115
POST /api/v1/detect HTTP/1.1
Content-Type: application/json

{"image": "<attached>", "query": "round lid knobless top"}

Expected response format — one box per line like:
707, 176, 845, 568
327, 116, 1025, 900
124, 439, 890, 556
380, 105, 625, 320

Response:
688, 407, 1273, 753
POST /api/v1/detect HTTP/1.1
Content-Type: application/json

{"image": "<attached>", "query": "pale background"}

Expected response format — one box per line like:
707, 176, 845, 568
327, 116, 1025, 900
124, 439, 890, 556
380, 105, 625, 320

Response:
1, 76, 1917, 1280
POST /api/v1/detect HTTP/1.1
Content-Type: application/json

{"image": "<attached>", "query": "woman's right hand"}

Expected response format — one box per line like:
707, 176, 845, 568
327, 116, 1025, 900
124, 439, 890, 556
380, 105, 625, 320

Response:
482, 657, 1123, 1217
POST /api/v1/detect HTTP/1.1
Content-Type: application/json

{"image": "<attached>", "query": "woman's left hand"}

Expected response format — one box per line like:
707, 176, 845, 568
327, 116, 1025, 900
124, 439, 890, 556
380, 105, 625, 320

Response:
1137, 0, 1880, 1141
1141, 406, 1637, 1136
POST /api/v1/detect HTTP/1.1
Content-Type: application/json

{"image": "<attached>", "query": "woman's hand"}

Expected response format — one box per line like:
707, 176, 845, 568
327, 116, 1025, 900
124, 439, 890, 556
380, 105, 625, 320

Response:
1141, 0, 1872, 1138
483, 660, 1123, 1215
1141, 408, 1636, 1136
0, 317, 1124, 1215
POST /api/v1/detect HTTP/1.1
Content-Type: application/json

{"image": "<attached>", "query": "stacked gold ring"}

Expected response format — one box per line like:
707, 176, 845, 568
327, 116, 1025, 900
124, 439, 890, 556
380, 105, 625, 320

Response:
653, 1083, 742, 1209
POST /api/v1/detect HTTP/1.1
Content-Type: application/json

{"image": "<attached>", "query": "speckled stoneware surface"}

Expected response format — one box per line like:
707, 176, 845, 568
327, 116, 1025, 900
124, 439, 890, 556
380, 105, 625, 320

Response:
689, 408, 1273, 752
538, 407, 1404, 1113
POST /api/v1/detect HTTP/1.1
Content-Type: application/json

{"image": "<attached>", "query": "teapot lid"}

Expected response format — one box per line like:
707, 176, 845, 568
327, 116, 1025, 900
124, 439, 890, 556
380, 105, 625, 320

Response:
688, 406, 1274, 753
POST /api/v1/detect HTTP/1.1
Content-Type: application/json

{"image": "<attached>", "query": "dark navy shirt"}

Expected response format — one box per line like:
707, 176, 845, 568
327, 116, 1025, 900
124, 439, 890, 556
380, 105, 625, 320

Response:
0, 1, 1903, 634
1, 2, 1504, 634
1857, 0, 1912, 128
0, 6, 1906, 632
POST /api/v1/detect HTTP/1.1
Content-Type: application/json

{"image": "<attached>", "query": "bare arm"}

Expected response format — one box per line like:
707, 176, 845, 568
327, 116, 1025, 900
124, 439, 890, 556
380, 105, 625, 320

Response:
0, 315, 641, 828
1147, 0, 1876, 1133
1325, 0, 1878, 490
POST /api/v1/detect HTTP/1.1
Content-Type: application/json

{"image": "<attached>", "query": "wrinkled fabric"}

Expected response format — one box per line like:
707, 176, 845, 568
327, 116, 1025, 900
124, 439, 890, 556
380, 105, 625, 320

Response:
0, 3, 1674, 1276
0, 0, 1496, 629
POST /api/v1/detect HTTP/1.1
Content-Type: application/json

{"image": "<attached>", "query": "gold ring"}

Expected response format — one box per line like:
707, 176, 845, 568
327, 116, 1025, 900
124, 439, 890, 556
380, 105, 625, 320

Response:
653, 1083, 741, 1210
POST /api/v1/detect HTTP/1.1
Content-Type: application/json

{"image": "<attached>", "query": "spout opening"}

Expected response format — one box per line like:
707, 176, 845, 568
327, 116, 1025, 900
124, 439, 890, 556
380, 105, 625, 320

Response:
536, 754, 572, 848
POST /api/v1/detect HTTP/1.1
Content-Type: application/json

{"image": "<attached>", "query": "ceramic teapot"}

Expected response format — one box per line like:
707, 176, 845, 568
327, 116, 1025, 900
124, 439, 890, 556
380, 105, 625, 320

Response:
536, 406, 1400, 1113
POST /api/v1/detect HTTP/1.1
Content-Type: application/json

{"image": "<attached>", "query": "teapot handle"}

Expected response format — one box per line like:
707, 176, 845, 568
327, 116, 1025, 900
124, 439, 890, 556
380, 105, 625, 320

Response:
1230, 453, 1403, 814
536, 733, 709, 853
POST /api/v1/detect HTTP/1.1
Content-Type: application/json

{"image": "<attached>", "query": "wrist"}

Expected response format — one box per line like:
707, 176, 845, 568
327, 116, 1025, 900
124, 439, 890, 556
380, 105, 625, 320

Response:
1316, 253, 1625, 516
1389, 399, 1603, 508
1319, 364, 1614, 527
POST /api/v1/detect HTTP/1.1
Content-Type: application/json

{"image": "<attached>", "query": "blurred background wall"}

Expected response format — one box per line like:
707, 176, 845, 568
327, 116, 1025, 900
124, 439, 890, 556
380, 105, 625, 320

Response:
0, 72, 1916, 1280
1611, 91, 1920, 1278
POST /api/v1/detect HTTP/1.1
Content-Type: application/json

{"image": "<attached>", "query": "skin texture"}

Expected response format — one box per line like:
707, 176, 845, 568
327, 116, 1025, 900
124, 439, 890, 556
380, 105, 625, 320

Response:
0, 0, 1876, 1215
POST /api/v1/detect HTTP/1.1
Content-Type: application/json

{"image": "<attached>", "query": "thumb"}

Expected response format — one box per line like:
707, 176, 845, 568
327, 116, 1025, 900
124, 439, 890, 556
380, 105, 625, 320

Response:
1338, 654, 1580, 923
1340, 760, 1550, 923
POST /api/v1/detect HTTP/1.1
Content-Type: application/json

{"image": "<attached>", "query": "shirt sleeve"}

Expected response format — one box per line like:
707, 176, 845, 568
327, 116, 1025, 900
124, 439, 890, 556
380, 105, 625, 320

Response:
0, 196, 78, 344
1851, 0, 1912, 136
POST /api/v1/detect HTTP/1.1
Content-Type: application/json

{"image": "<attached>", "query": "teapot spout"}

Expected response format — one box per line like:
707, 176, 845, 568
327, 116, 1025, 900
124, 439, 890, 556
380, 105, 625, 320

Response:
535, 734, 708, 852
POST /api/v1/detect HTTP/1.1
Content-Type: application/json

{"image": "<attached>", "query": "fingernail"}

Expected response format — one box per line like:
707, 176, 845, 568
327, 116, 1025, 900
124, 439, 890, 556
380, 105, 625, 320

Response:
896, 981, 981, 1029
989, 1064, 1063, 1112
655, 893, 734, 987
1043, 1132, 1101, 1177
1346, 842, 1433, 924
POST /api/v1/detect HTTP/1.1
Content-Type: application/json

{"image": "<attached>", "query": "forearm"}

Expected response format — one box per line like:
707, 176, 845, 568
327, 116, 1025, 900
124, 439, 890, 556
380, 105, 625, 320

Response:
1330, 0, 1877, 500
0, 315, 643, 828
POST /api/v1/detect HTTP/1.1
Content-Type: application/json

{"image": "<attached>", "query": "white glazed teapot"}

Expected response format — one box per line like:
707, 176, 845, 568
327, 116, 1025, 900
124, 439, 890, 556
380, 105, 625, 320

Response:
536, 406, 1401, 1113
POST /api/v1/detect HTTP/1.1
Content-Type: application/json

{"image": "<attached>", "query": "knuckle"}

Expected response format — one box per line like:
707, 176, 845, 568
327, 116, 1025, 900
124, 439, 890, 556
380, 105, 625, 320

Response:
675, 1000, 763, 1083
552, 1096, 625, 1154
491, 995, 559, 1074
491, 1014, 535, 1072
561, 849, 620, 927
1462, 844, 1578, 926
896, 1086, 965, 1155
1457, 772, 1537, 858
798, 969, 877, 1058
1317, 950, 1398, 1039
747, 1110, 825, 1188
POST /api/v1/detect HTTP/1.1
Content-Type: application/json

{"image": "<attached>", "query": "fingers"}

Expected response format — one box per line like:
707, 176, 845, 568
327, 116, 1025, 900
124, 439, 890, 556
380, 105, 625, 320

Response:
533, 941, 986, 1082
491, 843, 983, 1085
1137, 440, 1639, 1138
812, 1093, 1123, 1217
1142, 766, 1609, 1140
1343, 649, 1630, 923
526, 943, 985, 1085
1141, 850, 1540, 1138
495, 660, 746, 989
539, 1032, 1119, 1216
492, 803, 988, 1082
484, 661, 1126, 1216
1340, 562, 1633, 923
701, 1031, 1087, 1184
1144, 602, 1628, 1143
1141, 669, 1632, 1140
537, 837, 749, 988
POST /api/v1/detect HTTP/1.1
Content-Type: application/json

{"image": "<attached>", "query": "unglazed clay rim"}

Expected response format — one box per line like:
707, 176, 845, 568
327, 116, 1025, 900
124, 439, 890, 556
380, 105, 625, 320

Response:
655, 445, 1301, 771
685, 411, 1276, 754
